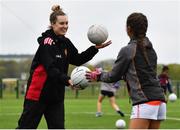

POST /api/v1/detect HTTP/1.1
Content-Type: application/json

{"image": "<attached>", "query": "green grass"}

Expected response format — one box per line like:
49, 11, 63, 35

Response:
0, 96, 180, 129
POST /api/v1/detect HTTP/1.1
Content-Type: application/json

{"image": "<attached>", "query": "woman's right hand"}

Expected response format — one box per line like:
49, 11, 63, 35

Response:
85, 68, 102, 82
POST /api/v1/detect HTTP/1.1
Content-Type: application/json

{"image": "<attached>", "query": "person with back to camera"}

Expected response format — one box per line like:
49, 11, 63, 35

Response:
96, 80, 125, 117
16, 5, 111, 129
86, 12, 166, 129
158, 65, 173, 95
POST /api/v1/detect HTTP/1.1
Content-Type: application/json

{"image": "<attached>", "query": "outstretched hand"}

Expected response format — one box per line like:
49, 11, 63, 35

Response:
85, 68, 102, 82
95, 40, 112, 49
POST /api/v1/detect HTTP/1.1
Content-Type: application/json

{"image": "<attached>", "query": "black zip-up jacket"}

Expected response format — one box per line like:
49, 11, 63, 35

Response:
99, 37, 166, 105
25, 29, 98, 103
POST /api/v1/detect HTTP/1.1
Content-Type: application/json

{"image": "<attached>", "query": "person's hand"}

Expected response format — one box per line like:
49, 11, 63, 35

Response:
68, 80, 82, 90
95, 40, 112, 49
85, 68, 102, 82
68, 80, 75, 90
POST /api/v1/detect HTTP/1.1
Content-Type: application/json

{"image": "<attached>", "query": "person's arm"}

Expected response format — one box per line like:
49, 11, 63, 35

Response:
39, 44, 70, 86
113, 81, 120, 89
69, 44, 98, 66
86, 46, 131, 83
99, 47, 131, 83
68, 39, 111, 66
167, 79, 173, 93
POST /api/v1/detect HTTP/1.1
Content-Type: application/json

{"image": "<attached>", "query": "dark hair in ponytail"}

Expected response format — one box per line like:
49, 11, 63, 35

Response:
126, 13, 149, 64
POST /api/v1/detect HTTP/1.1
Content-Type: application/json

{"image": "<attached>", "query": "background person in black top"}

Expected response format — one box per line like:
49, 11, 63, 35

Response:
17, 5, 111, 129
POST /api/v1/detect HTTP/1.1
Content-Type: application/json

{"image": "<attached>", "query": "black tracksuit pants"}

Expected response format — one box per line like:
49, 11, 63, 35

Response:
17, 99, 64, 129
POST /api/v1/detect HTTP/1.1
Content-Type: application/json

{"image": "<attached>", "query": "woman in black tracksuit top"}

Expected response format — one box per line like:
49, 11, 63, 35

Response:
17, 5, 111, 129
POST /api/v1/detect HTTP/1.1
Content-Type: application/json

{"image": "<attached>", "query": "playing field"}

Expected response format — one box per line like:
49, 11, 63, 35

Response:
0, 96, 180, 129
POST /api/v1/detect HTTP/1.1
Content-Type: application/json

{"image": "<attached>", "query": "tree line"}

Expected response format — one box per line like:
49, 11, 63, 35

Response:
0, 59, 180, 80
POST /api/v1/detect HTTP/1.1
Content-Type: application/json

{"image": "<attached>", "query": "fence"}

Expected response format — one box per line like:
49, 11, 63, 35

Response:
0, 78, 180, 99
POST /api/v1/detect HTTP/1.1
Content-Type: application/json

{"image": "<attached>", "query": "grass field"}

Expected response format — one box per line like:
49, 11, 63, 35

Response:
0, 95, 180, 129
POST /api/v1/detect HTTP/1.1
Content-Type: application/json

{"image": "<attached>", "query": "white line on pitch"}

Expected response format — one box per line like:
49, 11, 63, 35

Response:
0, 112, 180, 121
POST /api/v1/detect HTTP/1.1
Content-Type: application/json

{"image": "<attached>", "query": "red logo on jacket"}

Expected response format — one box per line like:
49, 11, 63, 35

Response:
44, 37, 53, 45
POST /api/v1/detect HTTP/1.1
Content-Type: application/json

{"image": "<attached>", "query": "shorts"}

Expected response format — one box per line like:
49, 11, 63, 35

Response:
100, 90, 114, 98
130, 101, 166, 120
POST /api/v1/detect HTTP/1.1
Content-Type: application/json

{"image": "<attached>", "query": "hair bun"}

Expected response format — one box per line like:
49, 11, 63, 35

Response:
51, 5, 61, 12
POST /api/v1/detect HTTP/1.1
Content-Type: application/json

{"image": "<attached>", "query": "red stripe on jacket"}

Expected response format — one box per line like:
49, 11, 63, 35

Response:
26, 65, 47, 101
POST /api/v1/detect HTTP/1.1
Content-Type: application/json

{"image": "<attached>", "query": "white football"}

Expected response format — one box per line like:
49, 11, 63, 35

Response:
87, 24, 108, 45
115, 119, 126, 129
168, 93, 177, 102
70, 66, 91, 89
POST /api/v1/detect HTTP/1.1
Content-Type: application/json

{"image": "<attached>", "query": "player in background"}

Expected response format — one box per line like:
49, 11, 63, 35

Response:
158, 65, 173, 95
96, 81, 125, 117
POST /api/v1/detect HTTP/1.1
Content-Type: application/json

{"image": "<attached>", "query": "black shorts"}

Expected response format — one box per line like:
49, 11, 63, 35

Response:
101, 90, 114, 98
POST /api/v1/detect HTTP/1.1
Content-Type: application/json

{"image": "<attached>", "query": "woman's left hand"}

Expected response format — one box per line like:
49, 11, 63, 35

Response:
68, 80, 82, 90
95, 40, 112, 49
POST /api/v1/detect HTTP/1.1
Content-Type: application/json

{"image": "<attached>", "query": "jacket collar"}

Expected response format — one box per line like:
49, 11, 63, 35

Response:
37, 29, 67, 45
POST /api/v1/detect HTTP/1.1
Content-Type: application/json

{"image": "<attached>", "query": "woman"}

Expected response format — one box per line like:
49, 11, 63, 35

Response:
17, 5, 111, 129
86, 13, 166, 129
158, 65, 173, 94
96, 81, 125, 117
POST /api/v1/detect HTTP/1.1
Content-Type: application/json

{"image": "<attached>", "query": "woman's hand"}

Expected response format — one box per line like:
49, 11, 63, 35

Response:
68, 80, 81, 90
85, 68, 102, 82
68, 79, 73, 86
95, 40, 112, 49
68, 80, 74, 90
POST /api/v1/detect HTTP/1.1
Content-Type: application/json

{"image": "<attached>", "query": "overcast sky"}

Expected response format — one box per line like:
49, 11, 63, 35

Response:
0, 0, 180, 64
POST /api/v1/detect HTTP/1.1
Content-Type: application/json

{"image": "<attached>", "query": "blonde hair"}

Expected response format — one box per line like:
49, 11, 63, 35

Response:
50, 5, 66, 24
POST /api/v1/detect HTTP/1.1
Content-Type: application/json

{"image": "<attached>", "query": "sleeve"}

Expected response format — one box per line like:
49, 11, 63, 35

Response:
68, 40, 99, 66
99, 47, 131, 83
167, 79, 173, 93
39, 44, 70, 86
